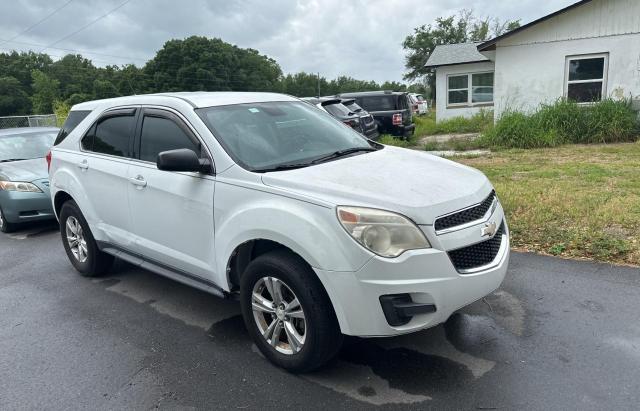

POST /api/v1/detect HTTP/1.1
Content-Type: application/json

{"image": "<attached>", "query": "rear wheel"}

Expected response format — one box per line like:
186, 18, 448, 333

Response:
0, 207, 16, 233
59, 200, 114, 277
240, 249, 343, 372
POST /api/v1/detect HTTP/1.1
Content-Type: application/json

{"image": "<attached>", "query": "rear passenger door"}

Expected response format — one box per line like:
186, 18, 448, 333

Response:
78, 108, 137, 247
127, 107, 216, 279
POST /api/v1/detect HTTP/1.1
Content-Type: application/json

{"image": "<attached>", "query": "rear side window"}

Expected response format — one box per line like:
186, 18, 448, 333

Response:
54, 110, 91, 146
139, 115, 200, 163
357, 96, 396, 111
82, 113, 136, 158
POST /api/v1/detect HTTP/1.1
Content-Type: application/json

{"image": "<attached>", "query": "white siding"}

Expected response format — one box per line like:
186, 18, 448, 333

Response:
501, 0, 640, 47
493, 0, 640, 117
435, 62, 495, 122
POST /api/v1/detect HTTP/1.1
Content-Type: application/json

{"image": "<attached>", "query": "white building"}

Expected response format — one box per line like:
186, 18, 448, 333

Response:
425, 0, 640, 121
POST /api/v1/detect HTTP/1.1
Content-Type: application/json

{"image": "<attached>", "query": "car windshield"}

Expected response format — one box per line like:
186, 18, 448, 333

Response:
0, 131, 57, 162
196, 101, 377, 171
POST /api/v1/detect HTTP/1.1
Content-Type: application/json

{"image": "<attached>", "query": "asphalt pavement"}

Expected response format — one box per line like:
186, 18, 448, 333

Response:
1, 222, 639, 410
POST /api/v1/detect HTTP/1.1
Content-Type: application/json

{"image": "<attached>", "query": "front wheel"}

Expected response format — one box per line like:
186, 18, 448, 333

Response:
59, 200, 114, 277
240, 249, 343, 372
0, 207, 16, 233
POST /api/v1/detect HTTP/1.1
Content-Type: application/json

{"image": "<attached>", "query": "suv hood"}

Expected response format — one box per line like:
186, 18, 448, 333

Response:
0, 158, 48, 182
261, 146, 493, 225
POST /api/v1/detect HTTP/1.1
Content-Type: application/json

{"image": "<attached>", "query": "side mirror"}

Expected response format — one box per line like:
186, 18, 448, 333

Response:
157, 149, 213, 174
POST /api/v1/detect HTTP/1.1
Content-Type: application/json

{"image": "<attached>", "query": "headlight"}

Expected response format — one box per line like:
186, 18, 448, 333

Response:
0, 181, 43, 193
337, 206, 431, 258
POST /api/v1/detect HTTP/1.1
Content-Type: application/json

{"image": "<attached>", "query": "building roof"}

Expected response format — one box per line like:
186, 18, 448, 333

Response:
424, 42, 489, 68
478, 0, 593, 51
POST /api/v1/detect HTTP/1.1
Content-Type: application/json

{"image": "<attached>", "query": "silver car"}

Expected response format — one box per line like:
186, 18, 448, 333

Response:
0, 127, 58, 233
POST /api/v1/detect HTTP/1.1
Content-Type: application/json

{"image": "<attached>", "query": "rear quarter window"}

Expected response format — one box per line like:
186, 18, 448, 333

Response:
54, 110, 91, 146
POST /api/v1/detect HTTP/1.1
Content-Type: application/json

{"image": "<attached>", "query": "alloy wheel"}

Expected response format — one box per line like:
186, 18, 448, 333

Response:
65, 216, 88, 263
251, 276, 306, 355
0, 209, 4, 229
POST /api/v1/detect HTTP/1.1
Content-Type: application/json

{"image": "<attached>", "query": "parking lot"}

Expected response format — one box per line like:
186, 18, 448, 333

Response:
1, 222, 639, 410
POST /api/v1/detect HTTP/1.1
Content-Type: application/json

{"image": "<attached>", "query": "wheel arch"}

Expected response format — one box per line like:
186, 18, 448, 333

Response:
226, 238, 310, 293
53, 190, 74, 219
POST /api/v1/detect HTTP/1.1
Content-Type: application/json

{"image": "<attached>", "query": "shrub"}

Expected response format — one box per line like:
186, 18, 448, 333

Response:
481, 99, 639, 149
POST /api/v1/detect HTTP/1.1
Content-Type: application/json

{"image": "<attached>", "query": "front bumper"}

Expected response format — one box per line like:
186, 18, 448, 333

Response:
315, 203, 509, 337
0, 189, 55, 224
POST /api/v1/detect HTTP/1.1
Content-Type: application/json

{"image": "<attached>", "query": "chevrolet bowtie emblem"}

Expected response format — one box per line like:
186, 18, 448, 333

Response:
481, 221, 498, 238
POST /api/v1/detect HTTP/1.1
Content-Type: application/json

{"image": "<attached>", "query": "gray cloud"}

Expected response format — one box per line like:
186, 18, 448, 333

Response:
1, 0, 576, 82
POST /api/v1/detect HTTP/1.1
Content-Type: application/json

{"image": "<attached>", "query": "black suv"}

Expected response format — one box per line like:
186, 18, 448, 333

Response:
337, 91, 415, 138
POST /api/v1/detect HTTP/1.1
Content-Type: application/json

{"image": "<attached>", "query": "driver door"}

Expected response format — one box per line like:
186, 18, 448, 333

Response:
127, 107, 216, 279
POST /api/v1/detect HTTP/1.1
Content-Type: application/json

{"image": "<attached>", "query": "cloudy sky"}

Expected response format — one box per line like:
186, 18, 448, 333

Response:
0, 0, 576, 83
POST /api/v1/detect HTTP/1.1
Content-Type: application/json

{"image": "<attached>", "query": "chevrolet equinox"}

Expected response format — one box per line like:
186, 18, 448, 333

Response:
49, 92, 509, 372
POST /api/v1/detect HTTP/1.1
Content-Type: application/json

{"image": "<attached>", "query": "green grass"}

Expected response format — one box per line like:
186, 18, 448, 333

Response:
415, 110, 493, 137
378, 134, 417, 148
455, 142, 640, 266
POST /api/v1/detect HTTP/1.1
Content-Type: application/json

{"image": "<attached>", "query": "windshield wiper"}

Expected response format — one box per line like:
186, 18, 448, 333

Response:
0, 158, 28, 163
253, 163, 312, 173
311, 147, 378, 165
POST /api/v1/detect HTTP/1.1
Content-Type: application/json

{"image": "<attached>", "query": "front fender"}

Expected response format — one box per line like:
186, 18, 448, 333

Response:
213, 183, 373, 290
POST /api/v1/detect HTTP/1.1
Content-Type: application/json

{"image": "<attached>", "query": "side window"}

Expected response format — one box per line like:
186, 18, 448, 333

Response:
54, 110, 91, 146
139, 115, 200, 163
82, 113, 136, 157
565, 54, 608, 103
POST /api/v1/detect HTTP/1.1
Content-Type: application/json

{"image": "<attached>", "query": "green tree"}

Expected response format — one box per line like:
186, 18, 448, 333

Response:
403, 10, 520, 82
93, 79, 119, 99
144, 36, 283, 92
53, 100, 71, 127
0, 51, 53, 95
31, 69, 59, 114
0, 76, 32, 115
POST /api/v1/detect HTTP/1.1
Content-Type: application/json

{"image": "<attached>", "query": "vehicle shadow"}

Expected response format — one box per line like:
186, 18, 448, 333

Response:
99, 263, 524, 406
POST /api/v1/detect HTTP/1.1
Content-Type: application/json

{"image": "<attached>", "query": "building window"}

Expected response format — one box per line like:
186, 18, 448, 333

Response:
565, 54, 608, 103
447, 72, 494, 106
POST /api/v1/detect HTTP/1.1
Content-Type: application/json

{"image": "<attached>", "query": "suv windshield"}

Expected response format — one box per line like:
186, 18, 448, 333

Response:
0, 131, 57, 162
197, 101, 377, 172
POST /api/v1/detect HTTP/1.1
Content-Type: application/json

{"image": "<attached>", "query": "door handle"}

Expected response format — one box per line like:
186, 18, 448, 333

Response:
129, 175, 147, 188
77, 160, 89, 170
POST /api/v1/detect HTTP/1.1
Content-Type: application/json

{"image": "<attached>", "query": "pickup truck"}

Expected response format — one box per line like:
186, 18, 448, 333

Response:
337, 91, 415, 139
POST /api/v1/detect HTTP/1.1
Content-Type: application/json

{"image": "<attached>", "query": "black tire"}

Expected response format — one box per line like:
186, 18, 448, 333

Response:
240, 249, 343, 373
59, 200, 114, 277
0, 207, 16, 233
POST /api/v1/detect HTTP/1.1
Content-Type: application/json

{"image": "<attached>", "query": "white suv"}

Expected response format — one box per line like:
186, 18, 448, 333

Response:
49, 92, 509, 372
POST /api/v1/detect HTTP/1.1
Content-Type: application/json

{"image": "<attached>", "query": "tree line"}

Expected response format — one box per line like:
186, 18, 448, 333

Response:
0, 36, 425, 117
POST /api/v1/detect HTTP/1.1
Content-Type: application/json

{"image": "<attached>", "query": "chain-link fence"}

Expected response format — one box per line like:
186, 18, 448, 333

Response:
0, 114, 59, 129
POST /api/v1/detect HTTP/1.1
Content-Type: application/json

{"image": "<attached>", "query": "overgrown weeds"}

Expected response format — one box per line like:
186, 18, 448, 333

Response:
481, 99, 639, 148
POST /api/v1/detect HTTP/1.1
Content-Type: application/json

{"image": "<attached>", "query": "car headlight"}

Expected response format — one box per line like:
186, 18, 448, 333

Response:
0, 181, 43, 193
337, 206, 431, 258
